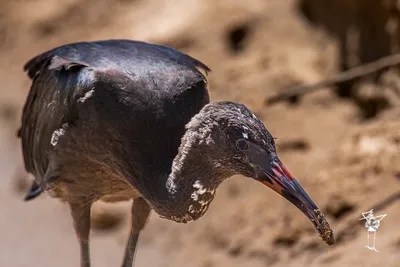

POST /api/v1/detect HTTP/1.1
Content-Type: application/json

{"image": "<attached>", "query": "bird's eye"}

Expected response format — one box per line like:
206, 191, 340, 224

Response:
236, 139, 250, 150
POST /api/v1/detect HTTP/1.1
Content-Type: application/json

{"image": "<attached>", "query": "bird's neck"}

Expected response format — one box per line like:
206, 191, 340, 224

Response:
152, 128, 229, 223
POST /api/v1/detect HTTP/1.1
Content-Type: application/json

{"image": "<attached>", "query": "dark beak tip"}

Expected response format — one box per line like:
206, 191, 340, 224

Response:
319, 228, 335, 246
314, 209, 335, 245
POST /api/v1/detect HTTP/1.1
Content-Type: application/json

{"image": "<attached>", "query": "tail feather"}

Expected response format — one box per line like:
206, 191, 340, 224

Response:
24, 181, 43, 201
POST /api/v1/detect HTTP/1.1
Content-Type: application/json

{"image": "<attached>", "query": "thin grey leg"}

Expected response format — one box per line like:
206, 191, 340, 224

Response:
69, 202, 92, 267
121, 198, 151, 267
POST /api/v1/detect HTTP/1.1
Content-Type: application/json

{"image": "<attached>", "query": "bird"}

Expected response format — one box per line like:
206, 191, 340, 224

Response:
18, 39, 334, 267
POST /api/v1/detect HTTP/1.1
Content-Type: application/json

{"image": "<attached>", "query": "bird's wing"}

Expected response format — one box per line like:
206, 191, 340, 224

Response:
20, 55, 94, 179
20, 40, 210, 181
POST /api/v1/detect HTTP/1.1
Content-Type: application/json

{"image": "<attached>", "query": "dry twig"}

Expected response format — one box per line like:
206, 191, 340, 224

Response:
266, 53, 400, 105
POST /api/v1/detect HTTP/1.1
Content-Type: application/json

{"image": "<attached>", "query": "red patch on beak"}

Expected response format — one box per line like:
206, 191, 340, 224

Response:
274, 162, 294, 181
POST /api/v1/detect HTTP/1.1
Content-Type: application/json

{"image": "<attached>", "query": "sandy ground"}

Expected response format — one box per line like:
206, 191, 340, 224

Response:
0, 0, 399, 266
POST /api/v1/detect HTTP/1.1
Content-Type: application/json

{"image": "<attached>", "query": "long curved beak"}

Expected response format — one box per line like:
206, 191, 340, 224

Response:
256, 158, 334, 245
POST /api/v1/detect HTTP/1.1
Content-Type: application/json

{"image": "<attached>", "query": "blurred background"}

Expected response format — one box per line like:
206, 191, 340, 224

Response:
1, 0, 399, 266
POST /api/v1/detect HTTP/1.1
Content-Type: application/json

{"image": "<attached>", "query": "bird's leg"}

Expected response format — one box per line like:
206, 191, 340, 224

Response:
121, 197, 151, 267
69, 202, 92, 267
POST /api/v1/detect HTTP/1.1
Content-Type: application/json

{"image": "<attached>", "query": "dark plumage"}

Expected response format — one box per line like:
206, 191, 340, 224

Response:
19, 39, 333, 267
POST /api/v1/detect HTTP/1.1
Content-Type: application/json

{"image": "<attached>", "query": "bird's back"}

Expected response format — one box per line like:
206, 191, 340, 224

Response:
25, 39, 210, 80
19, 39, 210, 201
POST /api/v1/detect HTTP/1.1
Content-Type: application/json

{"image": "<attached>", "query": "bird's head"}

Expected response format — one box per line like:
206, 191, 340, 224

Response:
170, 101, 334, 245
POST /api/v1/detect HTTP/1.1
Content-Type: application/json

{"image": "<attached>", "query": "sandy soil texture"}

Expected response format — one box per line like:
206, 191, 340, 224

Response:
0, 0, 399, 266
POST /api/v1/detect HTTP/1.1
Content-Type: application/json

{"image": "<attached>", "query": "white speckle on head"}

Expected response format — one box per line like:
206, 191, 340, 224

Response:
188, 205, 195, 213
50, 123, 68, 146
166, 174, 177, 194
170, 214, 193, 223
252, 113, 257, 119
242, 132, 249, 139
191, 192, 199, 201
193, 180, 202, 189
77, 89, 95, 103
242, 126, 249, 130
190, 180, 215, 207
47, 100, 55, 108
198, 200, 209, 206
205, 136, 215, 145
193, 180, 207, 194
